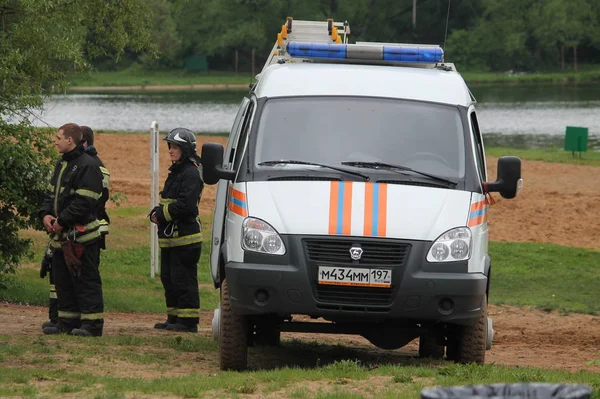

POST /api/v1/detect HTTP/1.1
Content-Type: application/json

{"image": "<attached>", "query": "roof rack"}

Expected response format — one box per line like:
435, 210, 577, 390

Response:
261, 17, 350, 75
257, 17, 455, 79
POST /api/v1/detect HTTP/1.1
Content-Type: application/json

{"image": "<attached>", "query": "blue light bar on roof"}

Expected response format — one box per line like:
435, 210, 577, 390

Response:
286, 42, 443, 63
287, 42, 347, 59
383, 46, 443, 63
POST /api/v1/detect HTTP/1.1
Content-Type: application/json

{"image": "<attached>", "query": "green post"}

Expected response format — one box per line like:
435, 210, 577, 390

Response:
564, 126, 588, 159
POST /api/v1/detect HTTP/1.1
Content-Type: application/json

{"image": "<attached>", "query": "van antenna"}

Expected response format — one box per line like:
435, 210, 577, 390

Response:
442, 0, 452, 61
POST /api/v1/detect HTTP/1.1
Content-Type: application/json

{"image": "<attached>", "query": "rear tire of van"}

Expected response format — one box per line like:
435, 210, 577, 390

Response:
219, 279, 248, 371
419, 333, 445, 359
448, 295, 487, 365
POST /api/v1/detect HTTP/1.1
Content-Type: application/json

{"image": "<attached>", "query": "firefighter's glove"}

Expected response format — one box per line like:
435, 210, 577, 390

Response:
61, 241, 85, 278
148, 206, 160, 224
39, 254, 52, 279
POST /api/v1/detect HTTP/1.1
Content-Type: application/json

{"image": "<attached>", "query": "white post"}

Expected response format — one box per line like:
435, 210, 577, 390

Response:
150, 121, 160, 278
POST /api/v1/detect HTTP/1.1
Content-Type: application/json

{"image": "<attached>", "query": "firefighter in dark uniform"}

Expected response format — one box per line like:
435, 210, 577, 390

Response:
39, 125, 110, 330
39, 123, 105, 337
150, 128, 203, 333
81, 126, 111, 245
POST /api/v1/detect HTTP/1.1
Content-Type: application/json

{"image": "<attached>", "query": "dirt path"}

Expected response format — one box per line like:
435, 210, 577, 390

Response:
1, 303, 598, 374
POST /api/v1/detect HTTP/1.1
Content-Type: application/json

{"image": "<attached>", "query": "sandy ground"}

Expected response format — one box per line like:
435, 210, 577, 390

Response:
1, 133, 598, 376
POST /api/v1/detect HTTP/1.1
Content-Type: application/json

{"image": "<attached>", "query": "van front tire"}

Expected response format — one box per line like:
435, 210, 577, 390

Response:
219, 279, 248, 371
447, 295, 487, 365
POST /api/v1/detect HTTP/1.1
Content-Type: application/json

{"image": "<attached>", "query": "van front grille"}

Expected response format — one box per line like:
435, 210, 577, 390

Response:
304, 239, 410, 266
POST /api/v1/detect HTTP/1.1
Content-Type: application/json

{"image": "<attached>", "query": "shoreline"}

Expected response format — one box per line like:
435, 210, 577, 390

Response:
67, 73, 600, 93
68, 83, 250, 92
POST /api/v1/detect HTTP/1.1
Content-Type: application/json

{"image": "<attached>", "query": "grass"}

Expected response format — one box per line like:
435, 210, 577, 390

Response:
66, 65, 600, 90
0, 339, 597, 398
463, 64, 600, 84
67, 69, 254, 88
490, 242, 599, 315
486, 147, 600, 166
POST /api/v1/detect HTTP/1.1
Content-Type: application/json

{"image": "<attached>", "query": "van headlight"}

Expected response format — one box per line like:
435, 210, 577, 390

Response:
241, 218, 286, 255
426, 227, 472, 262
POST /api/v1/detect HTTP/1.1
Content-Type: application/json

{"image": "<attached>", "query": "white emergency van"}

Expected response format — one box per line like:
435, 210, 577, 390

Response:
201, 18, 523, 371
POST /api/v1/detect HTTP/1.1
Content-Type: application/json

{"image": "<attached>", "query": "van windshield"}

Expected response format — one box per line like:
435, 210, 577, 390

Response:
254, 97, 466, 179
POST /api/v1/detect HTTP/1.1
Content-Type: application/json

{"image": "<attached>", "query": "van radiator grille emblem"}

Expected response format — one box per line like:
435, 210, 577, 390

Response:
349, 246, 363, 260
304, 239, 410, 265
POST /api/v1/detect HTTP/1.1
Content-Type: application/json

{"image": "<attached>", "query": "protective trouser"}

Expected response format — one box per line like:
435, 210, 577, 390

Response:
160, 245, 201, 327
49, 271, 58, 324
53, 241, 104, 336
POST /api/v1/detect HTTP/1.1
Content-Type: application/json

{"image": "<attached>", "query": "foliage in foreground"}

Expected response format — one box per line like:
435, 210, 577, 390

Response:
0, 0, 155, 285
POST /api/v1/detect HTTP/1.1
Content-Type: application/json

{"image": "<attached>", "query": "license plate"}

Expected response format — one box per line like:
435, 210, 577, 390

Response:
317, 266, 392, 288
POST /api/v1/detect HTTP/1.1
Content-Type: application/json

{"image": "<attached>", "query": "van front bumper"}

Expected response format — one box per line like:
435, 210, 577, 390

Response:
224, 236, 487, 326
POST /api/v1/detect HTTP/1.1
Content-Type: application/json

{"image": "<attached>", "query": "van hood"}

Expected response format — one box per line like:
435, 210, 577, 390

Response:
245, 181, 471, 241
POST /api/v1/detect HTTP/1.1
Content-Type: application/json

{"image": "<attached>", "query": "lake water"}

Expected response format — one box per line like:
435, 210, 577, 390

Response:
30, 83, 600, 149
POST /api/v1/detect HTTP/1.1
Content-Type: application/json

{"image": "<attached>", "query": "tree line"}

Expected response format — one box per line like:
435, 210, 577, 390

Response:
117, 0, 600, 73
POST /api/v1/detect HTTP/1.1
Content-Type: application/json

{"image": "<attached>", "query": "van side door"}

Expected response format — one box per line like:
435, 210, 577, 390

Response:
210, 97, 251, 287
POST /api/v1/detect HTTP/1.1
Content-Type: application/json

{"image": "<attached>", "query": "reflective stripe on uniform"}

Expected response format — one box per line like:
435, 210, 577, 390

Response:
167, 307, 177, 316
73, 219, 102, 244
80, 313, 104, 321
76, 229, 102, 244
54, 162, 68, 216
159, 199, 176, 223
82, 220, 100, 230
158, 232, 203, 248
177, 308, 200, 318
58, 311, 81, 319
75, 189, 102, 200
49, 284, 57, 299
99, 219, 109, 234
162, 203, 172, 222
99, 167, 110, 189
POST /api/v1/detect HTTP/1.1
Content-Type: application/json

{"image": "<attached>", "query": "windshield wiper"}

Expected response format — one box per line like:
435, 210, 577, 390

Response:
341, 161, 457, 186
259, 160, 369, 181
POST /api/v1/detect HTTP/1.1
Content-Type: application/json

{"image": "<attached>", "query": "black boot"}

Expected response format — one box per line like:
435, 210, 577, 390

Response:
41, 320, 57, 329
42, 326, 61, 335
72, 323, 102, 337
43, 322, 70, 335
71, 328, 94, 337
154, 316, 177, 330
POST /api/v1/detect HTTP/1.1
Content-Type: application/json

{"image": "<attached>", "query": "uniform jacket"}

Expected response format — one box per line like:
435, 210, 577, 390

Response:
85, 146, 110, 242
39, 145, 104, 247
154, 159, 204, 248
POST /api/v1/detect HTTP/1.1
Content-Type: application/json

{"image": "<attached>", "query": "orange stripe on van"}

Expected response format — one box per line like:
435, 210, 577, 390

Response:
328, 181, 340, 234
468, 200, 487, 227
363, 183, 387, 236
227, 186, 248, 217
342, 182, 353, 235
363, 183, 374, 236
329, 181, 353, 235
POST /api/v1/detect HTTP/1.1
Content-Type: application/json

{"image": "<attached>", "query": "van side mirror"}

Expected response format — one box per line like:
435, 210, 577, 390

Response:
201, 143, 235, 185
485, 156, 523, 199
